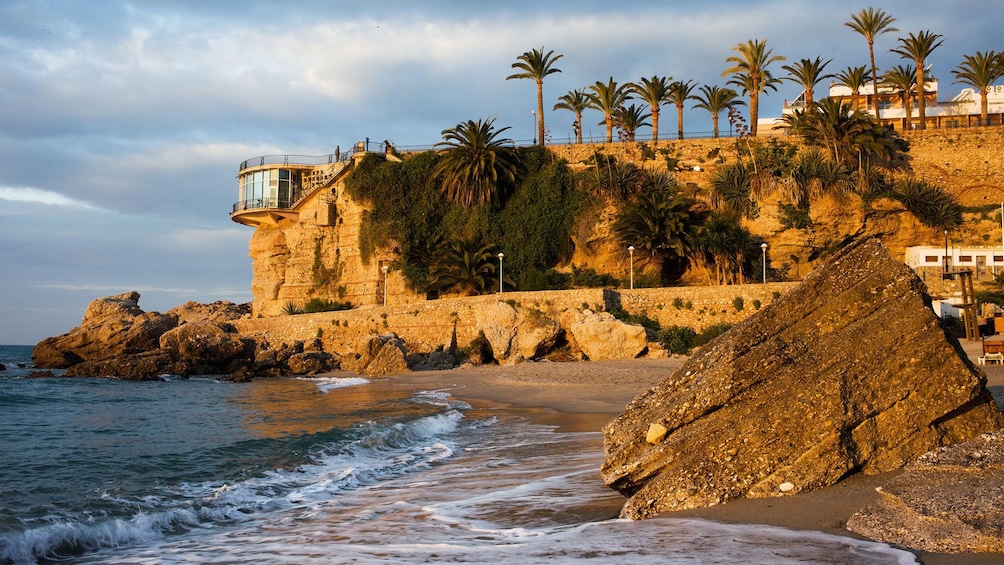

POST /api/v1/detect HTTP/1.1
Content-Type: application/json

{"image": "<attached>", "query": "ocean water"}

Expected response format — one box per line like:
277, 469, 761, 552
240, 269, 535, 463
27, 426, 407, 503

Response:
0, 344, 917, 564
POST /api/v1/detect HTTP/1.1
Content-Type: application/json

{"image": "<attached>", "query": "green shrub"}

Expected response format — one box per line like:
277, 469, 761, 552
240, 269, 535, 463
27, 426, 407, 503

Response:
282, 301, 302, 315
659, 325, 697, 355
672, 297, 684, 309
571, 266, 620, 288
752, 298, 762, 310
609, 308, 660, 331
732, 296, 745, 311
694, 323, 733, 347
302, 298, 354, 313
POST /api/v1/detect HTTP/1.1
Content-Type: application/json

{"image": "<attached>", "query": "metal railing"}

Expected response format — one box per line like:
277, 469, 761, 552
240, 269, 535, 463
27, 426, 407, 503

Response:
232, 196, 298, 214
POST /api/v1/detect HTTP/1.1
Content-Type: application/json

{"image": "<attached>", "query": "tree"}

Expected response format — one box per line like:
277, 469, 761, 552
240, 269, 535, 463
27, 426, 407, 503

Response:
586, 77, 633, 142
612, 174, 700, 281
427, 238, 502, 296
893, 177, 962, 229
710, 162, 756, 218
781, 56, 834, 106
952, 51, 1004, 126
845, 7, 898, 118
723, 38, 786, 136
628, 76, 673, 142
692, 85, 745, 138
433, 118, 520, 209
834, 65, 872, 111
784, 98, 906, 172
882, 64, 917, 130
613, 103, 651, 142
890, 30, 945, 130
667, 80, 700, 140
553, 89, 590, 144
689, 211, 754, 285
506, 46, 563, 146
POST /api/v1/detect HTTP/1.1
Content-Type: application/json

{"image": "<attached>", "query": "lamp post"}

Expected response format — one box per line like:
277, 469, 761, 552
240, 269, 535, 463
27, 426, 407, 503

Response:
944, 228, 949, 274
382, 265, 389, 307
498, 253, 505, 293
761, 242, 768, 284
628, 246, 635, 289
531, 110, 537, 145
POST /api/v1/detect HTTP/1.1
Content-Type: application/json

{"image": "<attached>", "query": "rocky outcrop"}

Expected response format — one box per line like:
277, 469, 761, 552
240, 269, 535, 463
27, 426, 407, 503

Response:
566, 311, 648, 361
167, 301, 250, 325
847, 429, 1004, 553
33, 292, 177, 368
601, 238, 1004, 520
342, 334, 410, 377
474, 302, 564, 364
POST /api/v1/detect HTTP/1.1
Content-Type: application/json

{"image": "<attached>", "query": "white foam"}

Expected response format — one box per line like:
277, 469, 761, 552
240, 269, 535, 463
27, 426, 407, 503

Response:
300, 376, 370, 393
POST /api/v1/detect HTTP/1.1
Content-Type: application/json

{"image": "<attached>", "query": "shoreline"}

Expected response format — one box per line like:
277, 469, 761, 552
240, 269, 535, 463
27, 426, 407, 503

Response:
349, 345, 1004, 565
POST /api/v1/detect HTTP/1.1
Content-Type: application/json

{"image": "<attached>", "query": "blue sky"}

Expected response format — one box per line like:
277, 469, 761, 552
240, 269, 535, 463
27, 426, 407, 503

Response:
1, 0, 1001, 344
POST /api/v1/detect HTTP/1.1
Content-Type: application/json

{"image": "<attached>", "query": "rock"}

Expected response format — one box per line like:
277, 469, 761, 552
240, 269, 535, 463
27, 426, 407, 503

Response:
601, 238, 1004, 520
465, 331, 495, 365
513, 308, 563, 360
569, 312, 648, 361
159, 321, 252, 366
646, 423, 668, 444
286, 351, 338, 375
33, 292, 178, 368
344, 334, 410, 377
26, 370, 55, 379
0, 363, 5, 371
166, 300, 251, 325
846, 429, 1004, 553
475, 301, 518, 360
63, 349, 189, 381
408, 349, 458, 371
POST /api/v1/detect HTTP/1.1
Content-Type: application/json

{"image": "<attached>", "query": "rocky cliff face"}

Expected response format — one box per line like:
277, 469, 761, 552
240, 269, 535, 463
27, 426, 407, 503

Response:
600, 238, 1004, 520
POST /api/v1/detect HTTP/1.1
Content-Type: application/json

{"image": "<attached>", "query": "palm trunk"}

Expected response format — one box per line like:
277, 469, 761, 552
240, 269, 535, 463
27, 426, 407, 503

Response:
677, 103, 685, 140
712, 115, 720, 138
915, 66, 926, 130
651, 107, 660, 142
869, 40, 880, 118
575, 114, 583, 144
981, 91, 989, 126
749, 91, 759, 136
536, 81, 545, 145
605, 115, 613, 143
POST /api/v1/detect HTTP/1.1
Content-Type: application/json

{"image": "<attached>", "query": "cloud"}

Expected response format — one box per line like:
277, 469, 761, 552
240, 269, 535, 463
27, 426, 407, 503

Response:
0, 186, 99, 208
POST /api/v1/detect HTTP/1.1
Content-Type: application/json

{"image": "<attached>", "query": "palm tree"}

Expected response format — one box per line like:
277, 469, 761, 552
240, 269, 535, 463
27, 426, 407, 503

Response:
834, 65, 872, 111
627, 76, 672, 142
506, 47, 563, 146
690, 211, 754, 285
553, 89, 590, 144
710, 162, 755, 218
692, 85, 746, 138
952, 51, 1004, 126
845, 8, 898, 117
781, 56, 834, 107
667, 80, 700, 140
722, 38, 786, 136
433, 118, 520, 209
427, 238, 503, 296
882, 64, 917, 130
890, 30, 945, 130
613, 103, 651, 142
612, 174, 699, 279
586, 77, 633, 143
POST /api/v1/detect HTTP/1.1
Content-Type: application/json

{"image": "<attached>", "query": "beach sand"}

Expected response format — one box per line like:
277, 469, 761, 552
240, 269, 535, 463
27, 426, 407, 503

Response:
377, 344, 1004, 565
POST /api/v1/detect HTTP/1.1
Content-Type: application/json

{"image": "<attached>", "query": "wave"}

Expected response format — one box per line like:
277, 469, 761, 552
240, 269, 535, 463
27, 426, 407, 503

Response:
298, 376, 370, 393
0, 408, 467, 564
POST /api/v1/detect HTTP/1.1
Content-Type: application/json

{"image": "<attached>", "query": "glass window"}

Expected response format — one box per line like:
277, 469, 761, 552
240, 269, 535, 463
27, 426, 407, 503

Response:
959, 255, 973, 263
924, 255, 938, 263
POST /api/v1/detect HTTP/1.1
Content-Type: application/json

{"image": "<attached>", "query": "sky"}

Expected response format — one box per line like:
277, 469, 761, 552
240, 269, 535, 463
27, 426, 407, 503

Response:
1, 0, 1002, 344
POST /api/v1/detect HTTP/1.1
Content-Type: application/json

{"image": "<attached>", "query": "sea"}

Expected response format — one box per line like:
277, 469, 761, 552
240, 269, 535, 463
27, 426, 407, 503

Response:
0, 344, 918, 564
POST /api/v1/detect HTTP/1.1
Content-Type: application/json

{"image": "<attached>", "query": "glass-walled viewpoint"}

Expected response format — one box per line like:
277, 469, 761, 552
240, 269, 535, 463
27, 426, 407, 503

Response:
236, 168, 303, 212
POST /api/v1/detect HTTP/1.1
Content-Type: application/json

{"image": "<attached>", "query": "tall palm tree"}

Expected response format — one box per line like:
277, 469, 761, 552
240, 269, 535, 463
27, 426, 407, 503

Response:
427, 238, 502, 296
613, 103, 651, 142
586, 77, 633, 143
506, 47, 563, 146
781, 56, 834, 107
952, 51, 1004, 126
834, 65, 872, 111
553, 89, 590, 143
692, 85, 746, 138
433, 118, 520, 209
722, 38, 786, 136
890, 30, 945, 130
882, 64, 917, 130
612, 174, 699, 277
667, 80, 700, 140
845, 8, 898, 117
627, 76, 673, 142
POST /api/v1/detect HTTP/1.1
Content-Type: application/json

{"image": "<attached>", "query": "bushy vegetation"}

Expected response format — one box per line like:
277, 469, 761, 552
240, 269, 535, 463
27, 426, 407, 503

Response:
302, 298, 355, 313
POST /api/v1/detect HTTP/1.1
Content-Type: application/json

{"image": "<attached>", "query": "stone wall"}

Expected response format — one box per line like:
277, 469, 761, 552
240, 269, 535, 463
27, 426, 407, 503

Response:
231, 283, 796, 355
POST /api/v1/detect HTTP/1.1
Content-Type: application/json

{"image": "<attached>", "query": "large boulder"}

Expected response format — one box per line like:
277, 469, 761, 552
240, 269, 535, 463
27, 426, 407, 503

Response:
159, 321, 252, 366
601, 238, 1004, 520
846, 429, 1004, 553
343, 334, 410, 377
33, 292, 178, 368
62, 349, 189, 381
568, 311, 648, 361
166, 300, 250, 325
474, 301, 564, 363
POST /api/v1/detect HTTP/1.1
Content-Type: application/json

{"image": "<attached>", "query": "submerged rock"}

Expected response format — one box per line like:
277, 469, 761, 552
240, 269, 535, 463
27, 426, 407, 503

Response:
601, 238, 1004, 520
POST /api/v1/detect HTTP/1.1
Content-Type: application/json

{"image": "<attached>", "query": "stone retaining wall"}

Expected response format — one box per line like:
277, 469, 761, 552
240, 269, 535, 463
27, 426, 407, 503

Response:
232, 283, 797, 354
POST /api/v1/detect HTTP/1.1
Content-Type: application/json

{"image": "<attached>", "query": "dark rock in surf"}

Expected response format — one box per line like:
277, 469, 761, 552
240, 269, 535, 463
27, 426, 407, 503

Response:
601, 238, 1004, 520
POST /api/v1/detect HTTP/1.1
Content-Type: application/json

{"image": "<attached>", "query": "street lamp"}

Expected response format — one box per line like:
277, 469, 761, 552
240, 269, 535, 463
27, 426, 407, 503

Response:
498, 252, 505, 293
531, 110, 537, 145
761, 242, 768, 284
382, 265, 389, 307
944, 228, 949, 274
628, 246, 635, 289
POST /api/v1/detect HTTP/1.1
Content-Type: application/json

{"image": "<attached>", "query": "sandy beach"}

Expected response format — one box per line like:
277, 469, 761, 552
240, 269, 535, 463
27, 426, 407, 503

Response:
378, 343, 1004, 565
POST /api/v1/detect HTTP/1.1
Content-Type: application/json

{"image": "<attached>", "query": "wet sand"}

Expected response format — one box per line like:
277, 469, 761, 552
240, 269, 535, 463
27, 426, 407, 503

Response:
369, 344, 1004, 565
